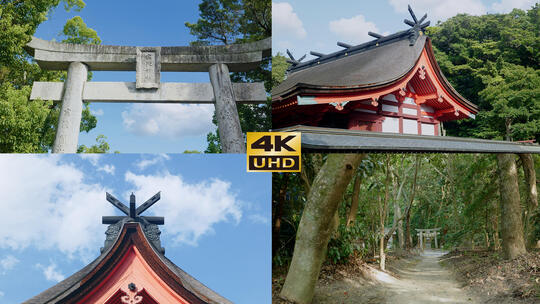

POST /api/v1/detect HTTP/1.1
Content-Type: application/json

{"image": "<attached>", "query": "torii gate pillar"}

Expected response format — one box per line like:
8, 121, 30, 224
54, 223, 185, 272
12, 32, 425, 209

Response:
209, 63, 245, 153
53, 61, 88, 153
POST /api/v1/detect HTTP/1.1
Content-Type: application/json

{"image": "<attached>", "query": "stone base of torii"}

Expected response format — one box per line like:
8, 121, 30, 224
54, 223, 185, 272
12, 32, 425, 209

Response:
416, 228, 441, 250
25, 37, 271, 153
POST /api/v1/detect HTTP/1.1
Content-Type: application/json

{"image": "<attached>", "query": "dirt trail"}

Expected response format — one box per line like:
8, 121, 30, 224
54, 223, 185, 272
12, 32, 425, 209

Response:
313, 250, 477, 303
381, 250, 476, 303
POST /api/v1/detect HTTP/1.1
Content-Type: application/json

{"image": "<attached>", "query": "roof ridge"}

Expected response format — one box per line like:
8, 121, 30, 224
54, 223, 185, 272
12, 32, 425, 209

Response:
286, 5, 430, 74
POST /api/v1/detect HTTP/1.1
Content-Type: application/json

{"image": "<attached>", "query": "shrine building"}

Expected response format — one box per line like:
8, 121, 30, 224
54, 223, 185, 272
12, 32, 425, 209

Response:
24, 192, 231, 304
272, 6, 478, 136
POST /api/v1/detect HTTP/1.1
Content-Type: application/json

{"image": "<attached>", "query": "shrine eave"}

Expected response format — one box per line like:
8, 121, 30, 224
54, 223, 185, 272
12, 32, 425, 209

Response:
24, 222, 231, 304
275, 125, 540, 154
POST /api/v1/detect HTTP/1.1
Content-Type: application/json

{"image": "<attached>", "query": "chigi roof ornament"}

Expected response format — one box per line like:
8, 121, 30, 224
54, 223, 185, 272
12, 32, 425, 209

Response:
102, 192, 165, 253
286, 5, 430, 73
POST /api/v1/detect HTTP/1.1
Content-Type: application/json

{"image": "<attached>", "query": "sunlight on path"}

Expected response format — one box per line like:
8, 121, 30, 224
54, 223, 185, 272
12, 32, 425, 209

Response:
382, 250, 476, 304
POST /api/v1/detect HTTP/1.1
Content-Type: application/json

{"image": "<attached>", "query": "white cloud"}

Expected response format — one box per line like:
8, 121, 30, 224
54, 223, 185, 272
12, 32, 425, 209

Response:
136, 154, 170, 170
90, 108, 104, 116
0, 155, 113, 261
122, 104, 215, 139
0, 255, 19, 274
248, 214, 269, 225
329, 14, 381, 44
36, 262, 65, 282
125, 171, 242, 246
273, 2, 307, 39
389, 0, 486, 22
79, 154, 115, 175
98, 164, 115, 175
0, 291, 4, 297
79, 154, 100, 166
491, 0, 537, 13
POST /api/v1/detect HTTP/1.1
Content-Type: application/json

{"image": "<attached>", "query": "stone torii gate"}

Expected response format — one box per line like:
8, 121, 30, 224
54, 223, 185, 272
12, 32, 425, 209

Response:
416, 228, 441, 250
25, 37, 271, 153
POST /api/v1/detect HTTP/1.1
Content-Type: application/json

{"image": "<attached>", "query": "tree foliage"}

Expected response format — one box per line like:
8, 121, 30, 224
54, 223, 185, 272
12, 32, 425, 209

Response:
428, 5, 540, 141
61, 15, 101, 45
185, 0, 242, 45
0, 1, 108, 152
186, 0, 271, 153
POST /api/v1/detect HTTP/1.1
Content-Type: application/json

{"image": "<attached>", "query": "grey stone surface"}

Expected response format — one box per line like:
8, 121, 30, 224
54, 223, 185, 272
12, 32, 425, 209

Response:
136, 47, 161, 89
275, 125, 540, 154
25, 36, 271, 72
209, 64, 246, 153
31, 81, 266, 104
52, 62, 87, 153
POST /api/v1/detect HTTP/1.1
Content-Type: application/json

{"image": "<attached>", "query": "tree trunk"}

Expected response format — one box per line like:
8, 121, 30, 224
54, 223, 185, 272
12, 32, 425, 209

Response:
391, 161, 407, 249
331, 208, 340, 238
280, 154, 364, 304
272, 173, 289, 257
496, 154, 526, 259
493, 205, 500, 251
380, 225, 386, 270
394, 198, 404, 249
378, 156, 391, 271
346, 174, 362, 227
405, 155, 420, 249
405, 208, 412, 249
519, 154, 538, 248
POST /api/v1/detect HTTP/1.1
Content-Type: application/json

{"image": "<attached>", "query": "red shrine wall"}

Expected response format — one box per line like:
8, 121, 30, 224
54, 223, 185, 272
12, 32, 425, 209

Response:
348, 88, 440, 136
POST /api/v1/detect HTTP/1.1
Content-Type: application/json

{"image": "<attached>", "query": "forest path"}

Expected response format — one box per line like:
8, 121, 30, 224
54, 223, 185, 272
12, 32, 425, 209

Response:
381, 250, 476, 303
313, 250, 477, 303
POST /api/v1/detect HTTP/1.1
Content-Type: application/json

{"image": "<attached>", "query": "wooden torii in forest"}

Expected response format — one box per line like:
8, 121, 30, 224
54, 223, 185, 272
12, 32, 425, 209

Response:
25, 37, 271, 153
416, 228, 441, 249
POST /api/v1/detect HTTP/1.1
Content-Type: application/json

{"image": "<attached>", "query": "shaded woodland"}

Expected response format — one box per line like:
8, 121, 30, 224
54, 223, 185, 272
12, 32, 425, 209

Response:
272, 153, 540, 303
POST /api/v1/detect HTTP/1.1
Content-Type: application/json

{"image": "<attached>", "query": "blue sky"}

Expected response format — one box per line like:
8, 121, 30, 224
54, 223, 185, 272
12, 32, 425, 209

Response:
0, 154, 271, 303
273, 0, 538, 58
34, 1, 218, 153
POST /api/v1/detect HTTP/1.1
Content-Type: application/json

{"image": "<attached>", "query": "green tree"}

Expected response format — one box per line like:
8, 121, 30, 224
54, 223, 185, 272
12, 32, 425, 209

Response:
272, 53, 289, 87
478, 63, 539, 141
428, 5, 540, 141
186, 0, 271, 153
0, 1, 109, 152
77, 134, 110, 153
61, 15, 101, 44
185, 0, 242, 45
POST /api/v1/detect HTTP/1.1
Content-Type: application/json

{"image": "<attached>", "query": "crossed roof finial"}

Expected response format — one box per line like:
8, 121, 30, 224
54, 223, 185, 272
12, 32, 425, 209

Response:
286, 49, 306, 66
404, 5, 430, 30
102, 192, 164, 226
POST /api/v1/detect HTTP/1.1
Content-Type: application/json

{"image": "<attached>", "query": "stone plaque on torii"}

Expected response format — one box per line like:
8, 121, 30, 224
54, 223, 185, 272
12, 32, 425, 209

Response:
416, 228, 441, 249
25, 37, 271, 153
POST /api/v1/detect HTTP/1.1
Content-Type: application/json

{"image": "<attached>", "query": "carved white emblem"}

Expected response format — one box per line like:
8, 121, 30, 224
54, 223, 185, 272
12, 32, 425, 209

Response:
121, 286, 143, 304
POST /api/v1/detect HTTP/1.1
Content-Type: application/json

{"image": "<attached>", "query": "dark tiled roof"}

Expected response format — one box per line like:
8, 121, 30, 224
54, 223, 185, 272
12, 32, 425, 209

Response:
272, 5, 435, 99
272, 35, 427, 98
